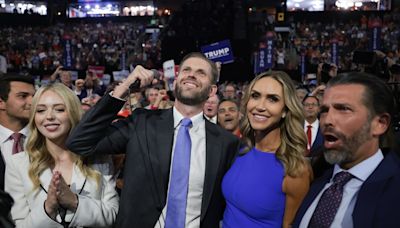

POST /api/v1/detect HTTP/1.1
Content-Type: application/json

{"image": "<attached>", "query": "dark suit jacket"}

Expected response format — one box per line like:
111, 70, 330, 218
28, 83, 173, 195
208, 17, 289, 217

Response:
293, 151, 400, 228
310, 126, 323, 157
66, 94, 240, 228
308, 126, 332, 179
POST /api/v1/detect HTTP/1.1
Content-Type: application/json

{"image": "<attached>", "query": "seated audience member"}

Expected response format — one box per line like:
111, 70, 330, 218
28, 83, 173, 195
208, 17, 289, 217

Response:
296, 87, 308, 103
81, 71, 106, 99
302, 95, 323, 158
293, 72, 400, 228
0, 73, 35, 193
222, 71, 311, 228
50, 66, 74, 90
203, 94, 219, 123
73, 79, 85, 100
223, 83, 237, 99
5, 83, 119, 228
144, 86, 160, 110
217, 98, 242, 138
302, 95, 329, 179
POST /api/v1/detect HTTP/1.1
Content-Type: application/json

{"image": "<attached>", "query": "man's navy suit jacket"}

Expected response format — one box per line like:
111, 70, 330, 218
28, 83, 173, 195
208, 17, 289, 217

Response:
293, 151, 400, 228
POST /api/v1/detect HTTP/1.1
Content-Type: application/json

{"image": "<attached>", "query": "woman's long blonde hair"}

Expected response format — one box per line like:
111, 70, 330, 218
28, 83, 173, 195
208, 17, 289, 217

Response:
27, 83, 100, 190
240, 71, 307, 177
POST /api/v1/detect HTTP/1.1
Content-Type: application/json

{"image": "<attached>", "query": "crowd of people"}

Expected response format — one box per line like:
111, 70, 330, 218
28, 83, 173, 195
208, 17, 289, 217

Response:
0, 4, 400, 228
0, 50, 399, 228
0, 20, 163, 78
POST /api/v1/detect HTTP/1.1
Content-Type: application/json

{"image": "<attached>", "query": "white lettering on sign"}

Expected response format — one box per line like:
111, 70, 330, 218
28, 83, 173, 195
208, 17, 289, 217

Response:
204, 47, 230, 59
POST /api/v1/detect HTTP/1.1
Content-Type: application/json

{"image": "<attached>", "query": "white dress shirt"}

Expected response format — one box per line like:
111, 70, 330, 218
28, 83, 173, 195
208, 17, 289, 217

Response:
204, 115, 217, 124
304, 119, 319, 150
299, 149, 384, 228
0, 124, 28, 165
155, 107, 206, 228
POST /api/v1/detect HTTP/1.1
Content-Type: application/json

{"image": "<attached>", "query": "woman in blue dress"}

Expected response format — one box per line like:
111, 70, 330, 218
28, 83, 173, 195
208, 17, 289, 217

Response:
222, 71, 312, 228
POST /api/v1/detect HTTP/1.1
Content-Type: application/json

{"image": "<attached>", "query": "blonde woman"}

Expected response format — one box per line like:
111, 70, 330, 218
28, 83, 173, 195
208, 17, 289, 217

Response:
222, 71, 312, 228
5, 83, 118, 228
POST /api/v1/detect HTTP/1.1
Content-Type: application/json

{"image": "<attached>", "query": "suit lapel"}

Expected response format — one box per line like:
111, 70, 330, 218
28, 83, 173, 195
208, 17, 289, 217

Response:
201, 121, 222, 220
311, 127, 323, 155
39, 167, 53, 192
70, 164, 87, 193
353, 152, 399, 227
293, 169, 333, 227
147, 109, 174, 207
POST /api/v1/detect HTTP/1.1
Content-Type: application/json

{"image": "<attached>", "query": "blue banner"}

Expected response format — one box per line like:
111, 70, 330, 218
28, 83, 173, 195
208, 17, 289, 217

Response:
370, 19, 382, 51
331, 38, 338, 66
265, 36, 274, 69
370, 27, 381, 51
63, 38, 73, 69
254, 48, 267, 74
300, 50, 306, 81
201, 39, 234, 64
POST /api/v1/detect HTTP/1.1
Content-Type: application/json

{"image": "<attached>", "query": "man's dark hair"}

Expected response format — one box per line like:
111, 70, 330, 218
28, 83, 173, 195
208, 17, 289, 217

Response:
302, 94, 320, 105
0, 73, 34, 101
327, 72, 396, 119
327, 72, 397, 148
179, 52, 218, 84
218, 98, 240, 110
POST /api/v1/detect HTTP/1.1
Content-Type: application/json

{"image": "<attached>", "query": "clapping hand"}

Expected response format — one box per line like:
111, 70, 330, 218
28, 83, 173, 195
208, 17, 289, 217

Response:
44, 173, 60, 219
53, 171, 78, 212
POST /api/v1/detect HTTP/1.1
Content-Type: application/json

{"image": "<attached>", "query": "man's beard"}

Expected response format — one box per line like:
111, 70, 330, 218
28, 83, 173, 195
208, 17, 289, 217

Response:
323, 121, 372, 166
174, 83, 211, 106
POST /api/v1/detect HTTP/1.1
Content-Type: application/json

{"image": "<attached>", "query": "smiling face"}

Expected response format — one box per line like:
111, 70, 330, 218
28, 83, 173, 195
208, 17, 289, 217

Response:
34, 90, 71, 144
218, 100, 241, 132
320, 84, 377, 169
0, 81, 35, 125
174, 57, 216, 106
246, 77, 286, 135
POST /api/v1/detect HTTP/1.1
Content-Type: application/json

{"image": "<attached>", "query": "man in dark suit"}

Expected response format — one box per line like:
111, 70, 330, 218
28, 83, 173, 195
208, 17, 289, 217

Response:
302, 94, 323, 157
302, 94, 330, 179
66, 52, 240, 228
293, 72, 400, 228
0, 74, 35, 190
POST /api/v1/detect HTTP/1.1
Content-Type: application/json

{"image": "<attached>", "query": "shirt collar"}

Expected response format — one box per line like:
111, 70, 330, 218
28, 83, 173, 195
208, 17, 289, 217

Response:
205, 115, 217, 124
305, 119, 319, 128
333, 149, 384, 182
173, 107, 204, 130
0, 124, 29, 143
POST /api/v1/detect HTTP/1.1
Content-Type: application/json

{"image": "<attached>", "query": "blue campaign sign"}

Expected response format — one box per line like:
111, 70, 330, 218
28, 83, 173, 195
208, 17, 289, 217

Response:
331, 38, 338, 65
201, 40, 234, 64
254, 48, 267, 74
63, 38, 74, 69
265, 37, 274, 69
369, 18, 382, 51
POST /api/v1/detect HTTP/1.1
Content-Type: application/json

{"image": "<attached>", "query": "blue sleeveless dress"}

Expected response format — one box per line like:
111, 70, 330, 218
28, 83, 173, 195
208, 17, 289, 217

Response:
222, 147, 285, 228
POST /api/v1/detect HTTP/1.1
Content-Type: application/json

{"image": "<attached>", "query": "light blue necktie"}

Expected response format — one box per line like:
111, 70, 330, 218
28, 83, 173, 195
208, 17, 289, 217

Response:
165, 118, 192, 228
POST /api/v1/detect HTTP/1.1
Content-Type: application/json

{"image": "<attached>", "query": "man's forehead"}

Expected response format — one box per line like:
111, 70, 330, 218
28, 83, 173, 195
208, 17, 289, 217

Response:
323, 84, 365, 104
220, 100, 237, 108
181, 57, 210, 69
